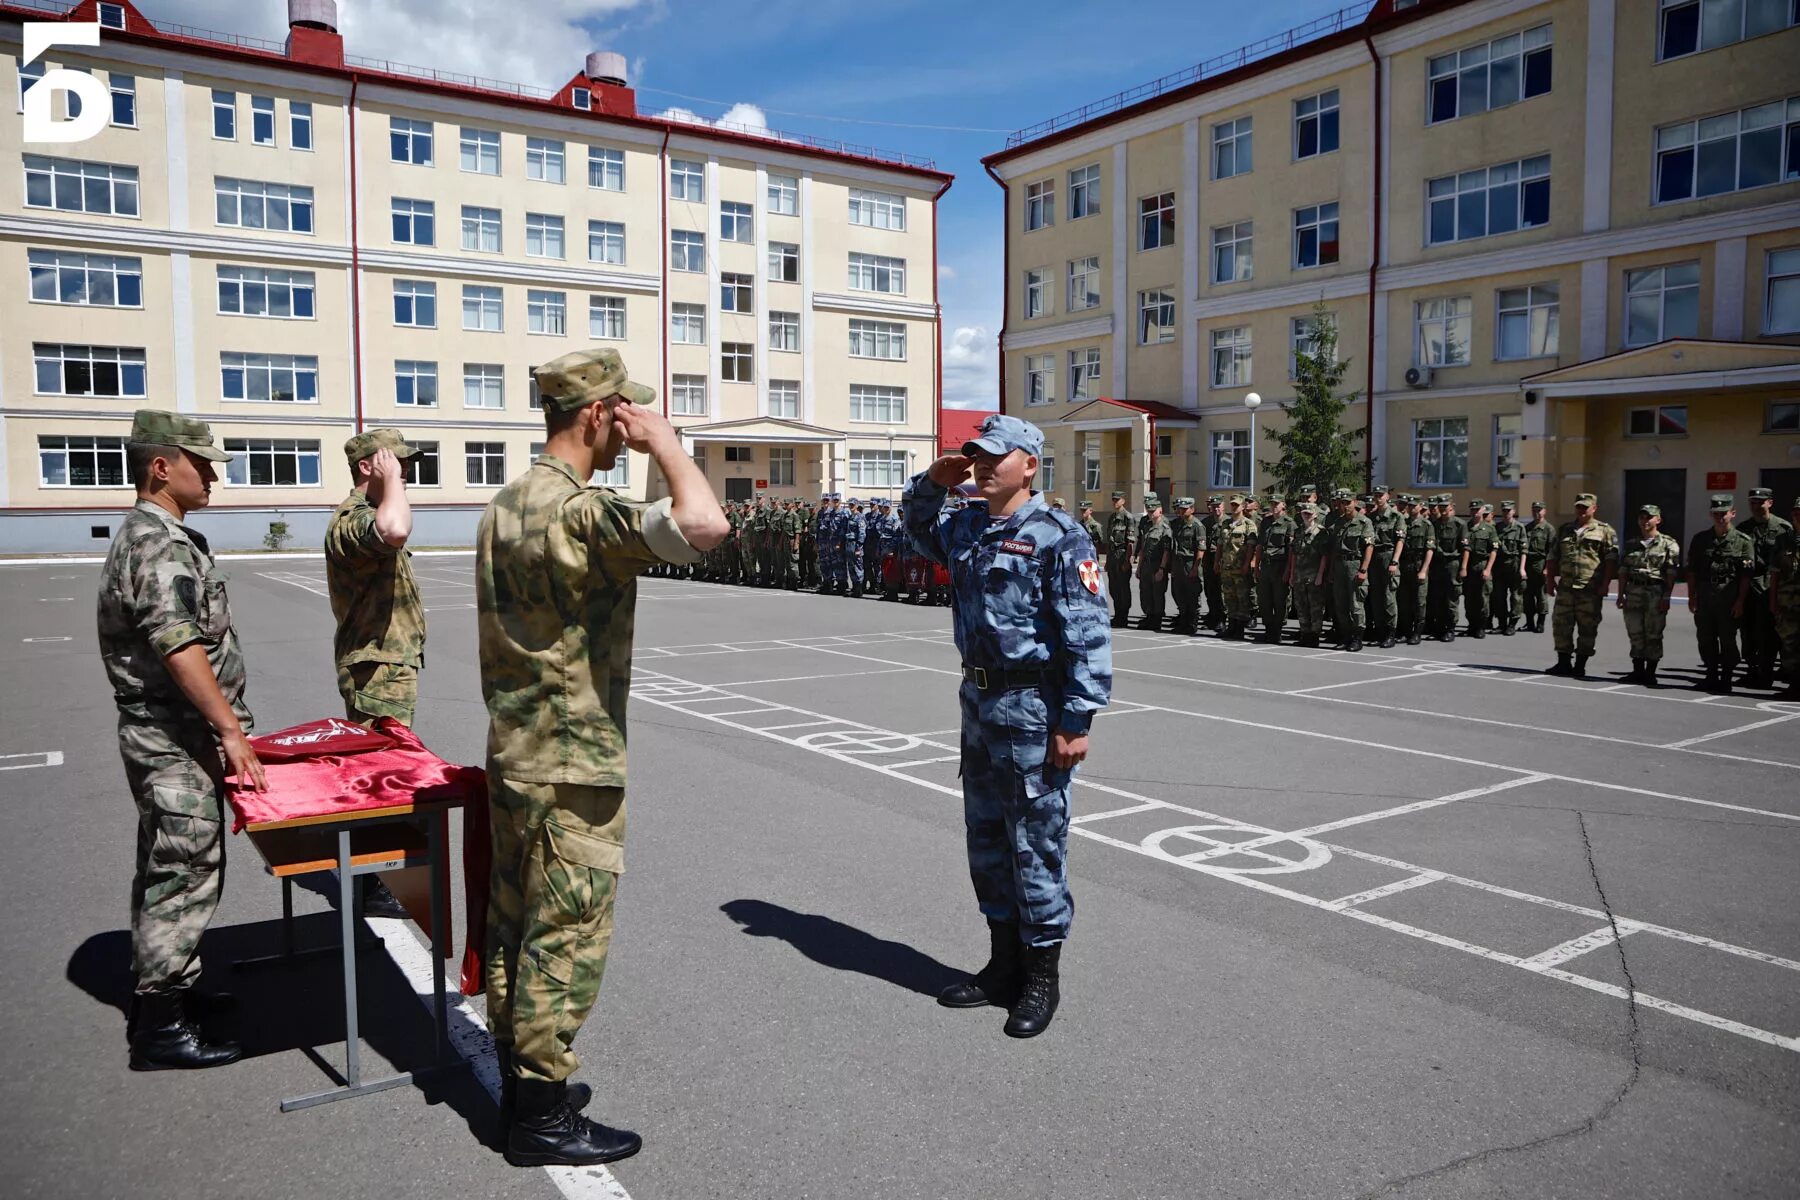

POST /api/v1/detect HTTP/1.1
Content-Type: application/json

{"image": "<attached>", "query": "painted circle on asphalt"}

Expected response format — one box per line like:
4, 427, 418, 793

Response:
796, 729, 922, 756
1144, 825, 1332, 874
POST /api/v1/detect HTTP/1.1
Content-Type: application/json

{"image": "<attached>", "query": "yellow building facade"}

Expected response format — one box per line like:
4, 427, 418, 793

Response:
1, 0, 949, 551
984, 0, 1800, 545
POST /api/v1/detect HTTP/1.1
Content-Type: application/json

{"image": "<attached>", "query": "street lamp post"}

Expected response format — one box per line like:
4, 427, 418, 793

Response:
1244, 392, 1263, 496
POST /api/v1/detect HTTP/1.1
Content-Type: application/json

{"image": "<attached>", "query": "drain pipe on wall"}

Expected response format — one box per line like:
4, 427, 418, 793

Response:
932, 175, 953, 450
348, 75, 365, 435
1362, 34, 1383, 490
983, 161, 1010, 414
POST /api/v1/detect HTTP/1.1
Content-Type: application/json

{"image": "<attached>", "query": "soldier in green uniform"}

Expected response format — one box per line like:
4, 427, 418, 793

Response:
1617, 502, 1682, 687
1545, 492, 1619, 679
1427, 495, 1469, 641
1522, 499, 1553, 633
1287, 502, 1330, 647
1214, 495, 1258, 640
1365, 485, 1404, 648
1738, 486, 1793, 688
1461, 500, 1497, 638
1326, 489, 1374, 651
1168, 498, 1204, 635
1105, 491, 1136, 628
100, 410, 267, 1071
1688, 494, 1755, 694
1770, 496, 1800, 695
1079, 500, 1105, 552
1492, 500, 1525, 635
1253, 497, 1296, 644
1396, 495, 1434, 645
1135, 494, 1172, 630
478, 349, 727, 1167
1200, 496, 1225, 630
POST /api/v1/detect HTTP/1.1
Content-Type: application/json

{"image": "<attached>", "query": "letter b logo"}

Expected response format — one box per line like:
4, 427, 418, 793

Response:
22, 23, 111, 145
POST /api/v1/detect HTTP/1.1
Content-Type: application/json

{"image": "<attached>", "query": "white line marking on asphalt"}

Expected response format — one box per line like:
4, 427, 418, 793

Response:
0, 550, 477, 568
1521, 925, 1642, 969
1071, 802, 1165, 825
756, 720, 837, 732
709, 667, 922, 688
21, 636, 72, 643
1283, 775, 1555, 839
1666, 712, 1800, 748
887, 754, 962, 770
37, 596, 72, 602
257, 571, 332, 597
1285, 672, 1431, 695
0, 751, 63, 771
50, 574, 80, 579
1326, 872, 1443, 911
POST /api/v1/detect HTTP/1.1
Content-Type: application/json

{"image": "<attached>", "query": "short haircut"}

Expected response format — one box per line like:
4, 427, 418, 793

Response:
542, 398, 592, 437
128, 442, 177, 490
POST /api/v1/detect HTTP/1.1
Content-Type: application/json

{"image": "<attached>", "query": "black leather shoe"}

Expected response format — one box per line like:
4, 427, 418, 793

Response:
1004, 943, 1061, 1039
1347, 638, 1363, 652
129, 992, 243, 1071
498, 1046, 592, 1124
361, 877, 410, 920
1379, 635, 1396, 649
1406, 633, 1422, 645
939, 920, 1021, 1009
506, 1080, 641, 1167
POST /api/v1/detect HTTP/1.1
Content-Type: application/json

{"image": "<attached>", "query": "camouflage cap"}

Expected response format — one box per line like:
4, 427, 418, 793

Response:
1229, 494, 1247, 505
533, 347, 656, 412
1637, 503, 1661, 516
1050, 497, 1066, 508
1331, 488, 1353, 501
344, 427, 419, 466
1143, 492, 1162, 508
1299, 502, 1322, 516
1749, 487, 1773, 500
1372, 482, 1391, 494
127, 409, 232, 462
1174, 496, 1195, 508
1709, 493, 1734, 511
1574, 492, 1598, 507
1111, 490, 1127, 500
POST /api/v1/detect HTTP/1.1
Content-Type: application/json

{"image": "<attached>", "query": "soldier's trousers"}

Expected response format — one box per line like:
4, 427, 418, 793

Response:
1222, 570, 1254, 626
1171, 567, 1201, 627
1330, 560, 1367, 642
1202, 566, 1223, 627
1256, 568, 1289, 638
1622, 593, 1668, 661
1294, 580, 1327, 637
1776, 597, 1800, 680
1137, 570, 1167, 623
1552, 585, 1605, 655
957, 682, 1074, 947
1493, 562, 1522, 629
1427, 563, 1460, 636
1397, 563, 1426, 636
121, 717, 228, 996
337, 660, 419, 727
848, 548, 866, 590
1740, 589, 1778, 676
1107, 559, 1133, 622
1694, 592, 1742, 671
1462, 572, 1491, 633
486, 776, 624, 1084
1366, 553, 1397, 637
1523, 564, 1547, 626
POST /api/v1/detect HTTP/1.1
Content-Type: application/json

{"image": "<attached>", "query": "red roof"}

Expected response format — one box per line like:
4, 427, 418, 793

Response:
939, 408, 998, 454
1093, 397, 1196, 422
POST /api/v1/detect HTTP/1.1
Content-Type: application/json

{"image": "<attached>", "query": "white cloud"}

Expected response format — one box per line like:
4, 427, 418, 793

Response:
942, 325, 998, 411
658, 101, 771, 136
937, 263, 957, 282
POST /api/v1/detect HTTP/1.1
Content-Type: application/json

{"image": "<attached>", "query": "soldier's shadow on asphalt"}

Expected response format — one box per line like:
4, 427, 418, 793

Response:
721, 899, 963, 997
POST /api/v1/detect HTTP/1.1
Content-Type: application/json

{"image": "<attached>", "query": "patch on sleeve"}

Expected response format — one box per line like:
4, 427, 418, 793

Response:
173, 576, 198, 615
1077, 559, 1101, 595
1000, 538, 1036, 555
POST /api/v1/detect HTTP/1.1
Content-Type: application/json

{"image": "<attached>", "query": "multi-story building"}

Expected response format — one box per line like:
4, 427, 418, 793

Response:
1, 0, 949, 551
983, 0, 1800, 544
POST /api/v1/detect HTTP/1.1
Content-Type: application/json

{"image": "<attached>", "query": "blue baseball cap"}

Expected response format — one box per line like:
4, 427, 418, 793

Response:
961, 413, 1044, 459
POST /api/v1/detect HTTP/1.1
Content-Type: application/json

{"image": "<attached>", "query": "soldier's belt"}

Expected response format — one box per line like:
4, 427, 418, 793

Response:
962, 664, 1052, 692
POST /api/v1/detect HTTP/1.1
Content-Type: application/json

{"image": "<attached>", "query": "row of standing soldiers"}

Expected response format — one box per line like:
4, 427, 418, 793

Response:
665, 493, 919, 599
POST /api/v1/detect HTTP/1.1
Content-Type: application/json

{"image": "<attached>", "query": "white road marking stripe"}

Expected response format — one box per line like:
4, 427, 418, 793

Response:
36, 597, 72, 602
755, 720, 837, 732
1325, 872, 1443, 911
1666, 712, 1800, 748
1281, 775, 1554, 840
1071, 801, 1168, 825
1284, 672, 1429, 695
0, 751, 63, 771
21, 636, 72, 643
703, 707, 783, 717
887, 754, 963, 770
710, 667, 921, 687
1521, 925, 1641, 969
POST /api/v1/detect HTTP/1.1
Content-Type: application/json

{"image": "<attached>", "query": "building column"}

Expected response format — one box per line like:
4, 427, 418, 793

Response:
165, 70, 197, 414
1582, 0, 1617, 235
1111, 142, 1130, 400
1713, 236, 1748, 340
1579, 258, 1610, 361
1181, 118, 1200, 410
754, 165, 770, 419
707, 157, 722, 405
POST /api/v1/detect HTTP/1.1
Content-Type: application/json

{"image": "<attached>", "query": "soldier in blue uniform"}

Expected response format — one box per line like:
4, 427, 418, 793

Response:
816, 493, 842, 593
905, 414, 1112, 1038
845, 499, 868, 597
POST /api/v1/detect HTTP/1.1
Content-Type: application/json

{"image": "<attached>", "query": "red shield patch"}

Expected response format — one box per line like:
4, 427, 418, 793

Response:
1077, 559, 1101, 595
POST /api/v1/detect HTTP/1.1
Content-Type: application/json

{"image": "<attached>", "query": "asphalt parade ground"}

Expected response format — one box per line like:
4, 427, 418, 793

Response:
2, 553, 1797, 1200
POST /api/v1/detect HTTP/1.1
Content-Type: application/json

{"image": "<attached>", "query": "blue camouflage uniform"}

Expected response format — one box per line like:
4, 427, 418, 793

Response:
905, 429, 1112, 948
848, 502, 870, 591
817, 495, 842, 587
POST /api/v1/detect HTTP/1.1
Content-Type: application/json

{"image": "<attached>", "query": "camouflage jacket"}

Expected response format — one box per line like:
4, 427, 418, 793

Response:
1433, 515, 1470, 561
1737, 515, 1794, 588
1105, 509, 1136, 556
1402, 515, 1434, 566
97, 500, 251, 728
1333, 514, 1376, 562
476, 455, 697, 785
1169, 515, 1203, 570
1466, 520, 1498, 571
1291, 520, 1330, 580
324, 490, 425, 669
1687, 527, 1754, 593
1552, 519, 1619, 588
1081, 516, 1105, 550
1214, 516, 1257, 573
1771, 528, 1800, 604
1136, 517, 1173, 574
1619, 532, 1681, 590
1368, 508, 1405, 556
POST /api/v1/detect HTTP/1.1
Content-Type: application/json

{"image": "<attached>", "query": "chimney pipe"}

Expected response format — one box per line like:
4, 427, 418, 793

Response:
288, 0, 338, 33
585, 51, 628, 87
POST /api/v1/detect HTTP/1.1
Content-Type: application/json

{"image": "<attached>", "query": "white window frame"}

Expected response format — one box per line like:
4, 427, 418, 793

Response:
1626, 404, 1690, 438
1024, 179, 1054, 230
848, 449, 908, 489
672, 374, 708, 416
1067, 256, 1101, 311
848, 253, 906, 294
588, 219, 624, 265
1212, 116, 1252, 179
590, 294, 626, 340
1493, 413, 1522, 488
38, 434, 128, 488
109, 72, 135, 128
1658, 0, 1797, 61
671, 303, 707, 345
1211, 221, 1252, 284
572, 87, 591, 112
1139, 191, 1176, 251
463, 363, 504, 410
243, 95, 273, 146
1763, 400, 1800, 433
1289, 312, 1338, 378
220, 352, 319, 404
460, 127, 499, 175
289, 101, 312, 151
28, 250, 143, 309
32, 343, 147, 398
721, 272, 753, 314
525, 136, 565, 184
1654, 97, 1800, 205
1025, 353, 1055, 406
1427, 25, 1553, 124
1293, 202, 1339, 269
1069, 347, 1101, 404
390, 197, 435, 246
769, 310, 800, 352
1427, 156, 1551, 245
1210, 326, 1253, 388
525, 212, 565, 260
223, 438, 322, 488
1068, 164, 1101, 220
721, 343, 754, 384
98, 3, 126, 28
461, 205, 501, 253
767, 446, 797, 485
1764, 246, 1800, 334
588, 145, 624, 191
1025, 267, 1051, 319
1083, 436, 1101, 492
670, 158, 705, 202
1294, 88, 1340, 159
849, 187, 906, 230
849, 385, 906, 424
1040, 449, 1056, 493
1416, 296, 1474, 366
527, 290, 567, 336
1624, 263, 1701, 347
213, 177, 312, 232
218, 265, 317, 320
769, 241, 800, 283
25, 156, 140, 218
767, 382, 799, 421
671, 230, 706, 273
465, 442, 506, 488
767, 173, 798, 215
1209, 429, 1251, 489
849, 319, 906, 360
394, 359, 437, 407
1495, 283, 1560, 360
404, 442, 441, 487
1138, 289, 1176, 345
1412, 417, 1470, 487
721, 200, 754, 244
390, 116, 432, 164
462, 285, 503, 332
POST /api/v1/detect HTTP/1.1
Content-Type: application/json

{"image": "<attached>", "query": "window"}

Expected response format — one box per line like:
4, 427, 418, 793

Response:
1040, 449, 1056, 493
33, 344, 146, 397
1067, 256, 1100, 311
1496, 284, 1559, 359
572, 87, 591, 111
1654, 98, 1799, 204
1413, 418, 1469, 486
214, 177, 312, 232
18, 59, 43, 109
1213, 116, 1252, 179
1069, 164, 1101, 219
1766, 401, 1800, 432
768, 173, 798, 215
1626, 405, 1690, 437
390, 116, 432, 165
1025, 179, 1054, 230
1766, 247, 1800, 333
1416, 296, 1474, 365
593, 456, 629, 488
1293, 202, 1340, 268
848, 253, 906, 294
109, 73, 135, 127
590, 295, 626, 340
1493, 413, 1522, 487
672, 374, 708, 416
671, 303, 706, 345
670, 158, 704, 201
1290, 312, 1337, 377
1209, 430, 1251, 488
1294, 89, 1339, 158
25, 156, 139, 217
290, 101, 312, 150
671, 230, 706, 273
768, 381, 799, 420
723, 446, 753, 463
403, 442, 440, 486
721, 200, 754, 243
1211, 326, 1252, 387
395, 360, 437, 407
98, 3, 126, 28
37, 434, 126, 488
61, 66, 89, 122
460, 127, 499, 175
391, 198, 435, 246
849, 187, 906, 230
1069, 347, 1101, 404
770, 310, 800, 352
1025, 354, 1055, 406
1084, 436, 1101, 492
767, 446, 796, 485
463, 285, 503, 332
218, 265, 316, 319
1212, 221, 1253, 283
850, 385, 906, 423
1659, 0, 1796, 60
1428, 25, 1553, 123
251, 96, 276, 146
526, 137, 565, 184
224, 439, 322, 487
769, 242, 799, 282
849, 319, 906, 360
464, 364, 504, 409
466, 442, 506, 487
525, 212, 565, 259
721, 272, 753, 313
1025, 267, 1051, 318
1427, 156, 1550, 244
461, 206, 501, 253
212, 89, 235, 139
849, 449, 908, 488
1139, 289, 1175, 345
220, 352, 319, 403
588, 145, 624, 191
28, 250, 142, 308
1139, 192, 1176, 251
588, 219, 624, 264
527, 290, 566, 336
723, 343, 754, 383
1625, 263, 1701, 346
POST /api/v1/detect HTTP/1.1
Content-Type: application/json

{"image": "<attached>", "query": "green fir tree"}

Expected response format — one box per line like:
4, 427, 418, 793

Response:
1260, 301, 1366, 500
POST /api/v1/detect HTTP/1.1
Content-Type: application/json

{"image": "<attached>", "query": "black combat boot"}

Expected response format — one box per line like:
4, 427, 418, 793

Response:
1572, 653, 1590, 679
938, 920, 1021, 1009
1719, 667, 1735, 694
506, 1080, 641, 1168
1347, 636, 1363, 652
1469, 624, 1486, 639
1003, 943, 1062, 1039
128, 992, 242, 1071
497, 1046, 591, 1126
1503, 618, 1518, 636
1546, 653, 1573, 676
1643, 661, 1660, 688
1407, 631, 1422, 646
1624, 658, 1643, 684
1380, 633, 1397, 649
361, 876, 410, 920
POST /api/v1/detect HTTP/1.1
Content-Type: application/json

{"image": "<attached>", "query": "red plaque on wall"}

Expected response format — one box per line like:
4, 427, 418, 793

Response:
1706, 472, 1737, 490
755, 479, 769, 489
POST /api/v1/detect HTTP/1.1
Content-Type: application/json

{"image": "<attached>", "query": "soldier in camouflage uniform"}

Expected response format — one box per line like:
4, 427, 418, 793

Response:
1079, 500, 1105, 556
1687, 494, 1755, 694
1134, 494, 1172, 630
100, 410, 267, 1071
1770, 497, 1800, 695
1427, 495, 1469, 642
1462, 500, 1497, 638
1168, 498, 1204, 635
1214, 495, 1257, 640
477, 349, 726, 1167
1327, 489, 1375, 651
1738, 486, 1793, 688
1397, 495, 1434, 645
1364, 486, 1404, 648
1617, 502, 1682, 687
1522, 499, 1553, 633
1545, 492, 1619, 679
1492, 500, 1525, 635
1287, 502, 1330, 647
1199, 496, 1225, 630
1104, 491, 1136, 628
1253, 497, 1296, 644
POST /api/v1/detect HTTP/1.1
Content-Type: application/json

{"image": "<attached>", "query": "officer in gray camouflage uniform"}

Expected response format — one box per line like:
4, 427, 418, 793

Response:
100, 410, 269, 1071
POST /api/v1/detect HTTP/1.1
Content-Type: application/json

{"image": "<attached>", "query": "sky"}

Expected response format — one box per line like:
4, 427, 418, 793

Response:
150, 0, 1352, 409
